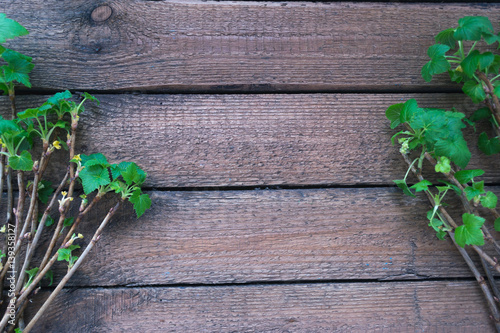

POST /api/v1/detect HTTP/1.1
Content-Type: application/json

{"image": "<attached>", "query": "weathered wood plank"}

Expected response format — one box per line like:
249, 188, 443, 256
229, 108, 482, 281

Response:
2, 1, 499, 92
3, 93, 499, 187
27, 281, 495, 332
40, 187, 496, 287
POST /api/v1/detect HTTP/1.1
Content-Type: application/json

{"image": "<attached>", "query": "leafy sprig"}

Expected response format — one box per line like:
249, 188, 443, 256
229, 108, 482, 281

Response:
422, 16, 500, 156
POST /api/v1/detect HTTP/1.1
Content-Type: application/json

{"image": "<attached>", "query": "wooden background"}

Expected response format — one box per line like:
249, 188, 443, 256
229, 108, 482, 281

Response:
3, 0, 500, 331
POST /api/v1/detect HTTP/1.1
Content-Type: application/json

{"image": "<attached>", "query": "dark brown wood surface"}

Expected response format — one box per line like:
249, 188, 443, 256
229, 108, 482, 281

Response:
1, 0, 500, 332
52, 188, 499, 287
3, 93, 500, 188
28, 281, 494, 332
0, 1, 499, 92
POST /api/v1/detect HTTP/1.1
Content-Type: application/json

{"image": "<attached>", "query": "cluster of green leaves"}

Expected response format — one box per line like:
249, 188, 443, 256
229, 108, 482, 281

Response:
387, 98, 471, 168
78, 153, 151, 218
422, 16, 500, 155
0, 90, 96, 172
386, 97, 499, 247
0, 13, 33, 94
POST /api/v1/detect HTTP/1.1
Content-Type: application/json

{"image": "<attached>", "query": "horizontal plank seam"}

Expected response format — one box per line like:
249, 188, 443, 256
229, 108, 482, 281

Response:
44, 276, 484, 291
143, 182, 500, 192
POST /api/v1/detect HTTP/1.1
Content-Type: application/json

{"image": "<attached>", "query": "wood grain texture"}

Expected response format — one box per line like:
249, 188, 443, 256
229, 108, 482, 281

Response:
1, 1, 499, 92
27, 281, 495, 332
3, 93, 499, 187
38, 187, 496, 287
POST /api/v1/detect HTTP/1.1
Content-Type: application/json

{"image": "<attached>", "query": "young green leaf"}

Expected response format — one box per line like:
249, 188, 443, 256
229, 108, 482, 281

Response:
453, 16, 493, 41
410, 180, 432, 192
399, 99, 419, 124
0, 13, 28, 43
478, 52, 495, 70
470, 107, 492, 123
422, 45, 451, 82
78, 164, 111, 194
2, 49, 34, 88
478, 132, 500, 155
37, 180, 54, 204
480, 191, 497, 209
129, 189, 152, 218
81, 92, 100, 106
460, 50, 480, 77
462, 80, 486, 103
63, 217, 75, 227
434, 137, 470, 169
495, 217, 500, 232
47, 90, 72, 105
393, 179, 416, 197
44, 270, 54, 287
385, 103, 404, 129
464, 181, 485, 201
121, 162, 147, 186
44, 215, 55, 227
24, 267, 39, 288
81, 153, 110, 168
454, 213, 485, 247
454, 169, 484, 185
8, 150, 33, 171
435, 156, 451, 174
57, 244, 80, 262
435, 28, 457, 48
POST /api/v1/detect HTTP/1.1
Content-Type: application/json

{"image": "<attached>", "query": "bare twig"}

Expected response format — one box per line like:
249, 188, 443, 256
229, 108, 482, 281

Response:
22, 201, 121, 333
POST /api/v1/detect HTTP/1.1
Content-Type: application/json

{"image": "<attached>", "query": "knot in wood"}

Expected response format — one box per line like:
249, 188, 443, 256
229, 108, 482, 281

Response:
91, 5, 112, 23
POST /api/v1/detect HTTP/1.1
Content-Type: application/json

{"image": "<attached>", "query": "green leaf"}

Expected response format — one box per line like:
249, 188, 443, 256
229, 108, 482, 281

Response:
454, 16, 493, 41
400, 99, 419, 124
81, 153, 110, 168
480, 191, 497, 209
47, 90, 72, 105
393, 179, 416, 197
434, 136, 470, 169
410, 180, 432, 192
37, 180, 54, 204
495, 217, 500, 232
2, 49, 34, 87
435, 156, 451, 174
121, 162, 147, 186
435, 28, 457, 49
9, 150, 33, 171
454, 169, 484, 184
129, 189, 152, 218
44, 215, 55, 227
454, 213, 485, 247
422, 57, 451, 82
0, 13, 28, 43
82, 92, 100, 106
57, 248, 72, 262
494, 85, 500, 99
460, 50, 480, 77
489, 55, 500, 74
24, 267, 39, 288
478, 52, 495, 70
478, 132, 500, 155
470, 107, 492, 122
44, 270, 54, 287
63, 217, 75, 227
385, 103, 403, 129
462, 80, 486, 103
464, 181, 485, 201
427, 44, 450, 59
78, 164, 111, 194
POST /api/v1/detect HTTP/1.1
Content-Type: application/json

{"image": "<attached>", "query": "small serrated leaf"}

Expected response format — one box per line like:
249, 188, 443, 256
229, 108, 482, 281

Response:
454, 169, 484, 184
454, 213, 485, 247
9, 150, 33, 171
393, 179, 416, 197
129, 189, 152, 218
480, 191, 497, 209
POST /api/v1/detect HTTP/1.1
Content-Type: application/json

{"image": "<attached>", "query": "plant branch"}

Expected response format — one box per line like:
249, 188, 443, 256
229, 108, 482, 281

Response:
22, 201, 121, 333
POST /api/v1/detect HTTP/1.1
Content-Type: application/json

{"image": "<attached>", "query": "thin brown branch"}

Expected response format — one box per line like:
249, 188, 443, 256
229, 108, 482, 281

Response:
22, 201, 121, 333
